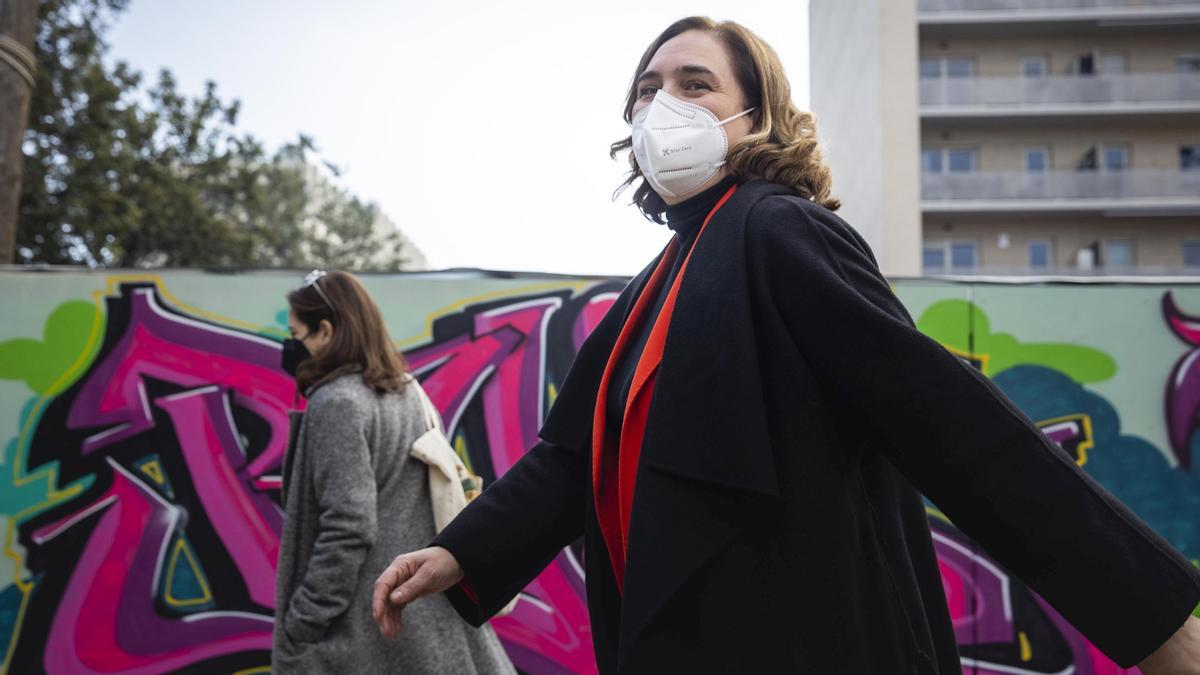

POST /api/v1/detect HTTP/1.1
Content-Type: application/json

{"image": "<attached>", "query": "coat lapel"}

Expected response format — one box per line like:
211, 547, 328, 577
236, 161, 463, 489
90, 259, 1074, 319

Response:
619, 180, 797, 656
617, 467, 759, 663
538, 246, 666, 452
636, 179, 793, 497
538, 180, 800, 663
540, 179, 794, 490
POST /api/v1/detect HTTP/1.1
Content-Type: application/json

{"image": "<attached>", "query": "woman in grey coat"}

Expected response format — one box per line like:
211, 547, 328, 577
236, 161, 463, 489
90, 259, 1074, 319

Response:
273, 270, 514, 674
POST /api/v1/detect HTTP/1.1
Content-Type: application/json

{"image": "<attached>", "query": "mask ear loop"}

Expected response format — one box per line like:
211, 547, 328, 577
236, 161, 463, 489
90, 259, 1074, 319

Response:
712, 107, 758, 169
716, 107, 757, 128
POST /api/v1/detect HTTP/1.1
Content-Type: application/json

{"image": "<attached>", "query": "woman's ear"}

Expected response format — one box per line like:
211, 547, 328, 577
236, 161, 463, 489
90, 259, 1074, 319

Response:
318, 319, 335, 341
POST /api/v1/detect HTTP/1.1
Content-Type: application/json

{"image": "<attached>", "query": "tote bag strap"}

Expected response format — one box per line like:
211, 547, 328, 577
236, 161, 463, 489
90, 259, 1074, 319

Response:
407, 375, 443, 434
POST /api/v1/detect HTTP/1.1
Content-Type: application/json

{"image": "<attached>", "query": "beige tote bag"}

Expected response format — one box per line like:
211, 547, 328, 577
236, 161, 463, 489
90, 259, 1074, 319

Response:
407, 378, 518, 616
407, 378, 481, 533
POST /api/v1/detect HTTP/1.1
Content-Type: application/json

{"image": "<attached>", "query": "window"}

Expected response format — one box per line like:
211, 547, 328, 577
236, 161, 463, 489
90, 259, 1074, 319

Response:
1030, 241, 1052, 269
947, 148, 977, 173
1077, 53, 1095, 75
1179, 56, 1200, 74
1184, 241, 1200, 267
1025, 147, 1050, 173
946, 57, 975, 78
950, 242, 978, 269
1021, 57, 1048, 78
1182, 145, 1200, 172
1082, 144, 1131, 172
923, 241, 978, 273
1098, 53, 1127, 75
1102, 144, 1130, 172
919, 56, 976, 79
1077, 52, 1128, 75
923, 244, 946, 271
919, 58, 941, 80
922, 148, 977, 174
921, 148, 943, 173
1104, 239, 1134, 269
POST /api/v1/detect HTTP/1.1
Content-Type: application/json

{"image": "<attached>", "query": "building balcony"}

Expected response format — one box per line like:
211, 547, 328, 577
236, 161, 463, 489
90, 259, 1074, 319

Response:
920, 73, 1200, 121
920, 265, 1200, 277
918, 0, 1200, 35
921, 169, 1200, 215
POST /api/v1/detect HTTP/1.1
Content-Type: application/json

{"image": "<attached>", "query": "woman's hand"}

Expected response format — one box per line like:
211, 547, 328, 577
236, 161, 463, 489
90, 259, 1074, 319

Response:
371, 546, 464, 638
1139, 615, 1200, 674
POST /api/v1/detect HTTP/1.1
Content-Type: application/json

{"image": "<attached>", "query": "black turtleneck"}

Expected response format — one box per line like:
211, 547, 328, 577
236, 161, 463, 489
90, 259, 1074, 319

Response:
604, 174, 739, 439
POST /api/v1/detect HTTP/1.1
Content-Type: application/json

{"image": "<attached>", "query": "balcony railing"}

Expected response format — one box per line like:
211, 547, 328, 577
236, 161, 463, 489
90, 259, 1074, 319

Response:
919, 0, 1200, 12
921, 73, 1200, 109
921, 169, 1200, 202
923, 265, 1200, 277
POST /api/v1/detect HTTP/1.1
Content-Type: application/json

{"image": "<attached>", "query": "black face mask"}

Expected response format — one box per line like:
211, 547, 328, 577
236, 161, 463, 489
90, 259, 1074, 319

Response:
281, 338, 311, 377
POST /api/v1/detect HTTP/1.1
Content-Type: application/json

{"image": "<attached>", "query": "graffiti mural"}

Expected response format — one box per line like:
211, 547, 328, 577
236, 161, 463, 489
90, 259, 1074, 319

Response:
2, 282, 293, 673
1164, 291, 1200, 470
0, 276, 621, 674
0, 272, 1197, 674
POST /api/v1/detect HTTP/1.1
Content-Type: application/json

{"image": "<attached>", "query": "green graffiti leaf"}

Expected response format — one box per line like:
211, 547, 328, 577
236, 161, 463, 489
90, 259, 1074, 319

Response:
917, 300, 1116, 383
0, 302, 102, 395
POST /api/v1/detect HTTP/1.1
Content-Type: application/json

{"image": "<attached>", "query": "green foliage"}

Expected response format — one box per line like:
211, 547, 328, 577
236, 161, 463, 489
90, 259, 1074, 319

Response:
17, 0, 407, 271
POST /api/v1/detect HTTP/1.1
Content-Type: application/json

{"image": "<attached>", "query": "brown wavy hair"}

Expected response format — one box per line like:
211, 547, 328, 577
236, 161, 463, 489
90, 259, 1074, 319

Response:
610, 16, 841, 223
286, 271, 409, 395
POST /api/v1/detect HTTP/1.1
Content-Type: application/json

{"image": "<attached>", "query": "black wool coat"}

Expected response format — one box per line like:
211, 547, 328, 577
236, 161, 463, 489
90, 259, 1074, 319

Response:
433, 179, 1200, 674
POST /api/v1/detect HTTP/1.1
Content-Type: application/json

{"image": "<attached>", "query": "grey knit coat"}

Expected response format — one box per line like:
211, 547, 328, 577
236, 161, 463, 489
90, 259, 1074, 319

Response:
273, 372, 515, 674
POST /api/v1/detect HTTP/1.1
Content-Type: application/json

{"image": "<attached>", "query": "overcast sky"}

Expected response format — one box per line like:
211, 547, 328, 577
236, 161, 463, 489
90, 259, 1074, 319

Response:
107, 1, 810, 276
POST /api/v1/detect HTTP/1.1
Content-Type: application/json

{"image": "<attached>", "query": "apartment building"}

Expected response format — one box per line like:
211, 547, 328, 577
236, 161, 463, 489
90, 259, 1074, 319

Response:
810, 0, 1200, 276
300, 163, 429, 271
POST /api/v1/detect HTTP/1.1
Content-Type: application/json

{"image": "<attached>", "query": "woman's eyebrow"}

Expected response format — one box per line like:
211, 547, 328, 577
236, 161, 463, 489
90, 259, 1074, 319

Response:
677, 64, 716, 78
636, 64, 718, 85
636, 69, 661, 84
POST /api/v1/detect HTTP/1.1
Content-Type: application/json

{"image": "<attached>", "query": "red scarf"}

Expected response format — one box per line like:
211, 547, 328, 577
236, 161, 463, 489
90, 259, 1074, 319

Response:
590, 185, 737, 592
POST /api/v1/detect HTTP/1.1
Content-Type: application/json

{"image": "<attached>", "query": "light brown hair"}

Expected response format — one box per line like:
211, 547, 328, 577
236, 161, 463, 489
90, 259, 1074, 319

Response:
610, 16, 841, 223
286, 271, 409, 394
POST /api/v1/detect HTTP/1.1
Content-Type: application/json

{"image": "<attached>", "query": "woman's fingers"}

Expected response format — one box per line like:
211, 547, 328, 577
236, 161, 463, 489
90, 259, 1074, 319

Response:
378, 599, 405, 638
389, 546, 463, 604
372, 566, 396, 621
372, 563, 403, 620
373, 554, 419, 635
386, 602, 405, 637
373, 547, 463, 637
390, 563, 433, 604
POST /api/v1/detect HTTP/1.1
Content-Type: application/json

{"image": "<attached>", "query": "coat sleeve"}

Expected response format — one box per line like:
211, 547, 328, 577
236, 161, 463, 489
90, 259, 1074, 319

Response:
432, 439, 587, 625
284, 395, 379, 642
746, 195, 1200, 667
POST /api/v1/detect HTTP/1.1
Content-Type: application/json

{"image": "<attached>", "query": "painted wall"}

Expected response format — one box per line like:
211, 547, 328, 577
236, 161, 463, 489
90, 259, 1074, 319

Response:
0, 270, 1198, 674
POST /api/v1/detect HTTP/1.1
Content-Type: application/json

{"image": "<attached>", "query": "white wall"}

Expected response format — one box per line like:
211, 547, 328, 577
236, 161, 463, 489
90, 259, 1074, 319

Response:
810, 0, 922, 276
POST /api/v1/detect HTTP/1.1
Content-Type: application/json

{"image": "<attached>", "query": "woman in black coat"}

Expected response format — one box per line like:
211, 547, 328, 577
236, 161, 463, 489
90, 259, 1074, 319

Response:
373, 16, 1200, 673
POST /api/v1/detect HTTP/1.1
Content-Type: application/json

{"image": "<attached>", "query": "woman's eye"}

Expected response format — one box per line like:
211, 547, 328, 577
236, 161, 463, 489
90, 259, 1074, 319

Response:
638, 85, 658, 98
685, 80, 711, 91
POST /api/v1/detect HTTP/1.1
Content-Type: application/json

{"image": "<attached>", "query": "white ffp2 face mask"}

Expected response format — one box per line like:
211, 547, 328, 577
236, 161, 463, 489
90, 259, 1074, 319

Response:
630, 89, 756, 200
